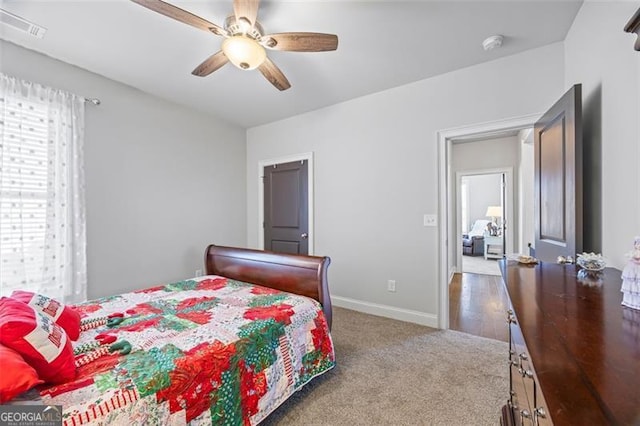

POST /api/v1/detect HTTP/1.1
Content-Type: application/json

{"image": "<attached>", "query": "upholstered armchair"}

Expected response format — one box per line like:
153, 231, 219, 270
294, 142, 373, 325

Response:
462, 220, 491, 256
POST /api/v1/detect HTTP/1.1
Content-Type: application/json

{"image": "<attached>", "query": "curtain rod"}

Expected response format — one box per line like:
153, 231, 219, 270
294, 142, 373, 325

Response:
84, 98, 101, 106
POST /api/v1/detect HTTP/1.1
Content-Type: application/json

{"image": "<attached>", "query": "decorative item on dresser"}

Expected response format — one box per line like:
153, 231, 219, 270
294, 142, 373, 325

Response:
621, 237, 640, 310
498, 260, 640, 425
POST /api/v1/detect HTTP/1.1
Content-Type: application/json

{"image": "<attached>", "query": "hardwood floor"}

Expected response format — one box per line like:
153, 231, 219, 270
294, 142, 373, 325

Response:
449, 272, 509, 342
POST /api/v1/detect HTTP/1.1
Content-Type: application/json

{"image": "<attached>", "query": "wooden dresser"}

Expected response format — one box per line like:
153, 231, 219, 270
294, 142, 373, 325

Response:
499, 260, 640, 425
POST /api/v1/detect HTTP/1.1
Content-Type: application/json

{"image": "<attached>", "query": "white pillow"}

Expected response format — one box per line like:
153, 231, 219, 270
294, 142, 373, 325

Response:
468, 219, 491, 236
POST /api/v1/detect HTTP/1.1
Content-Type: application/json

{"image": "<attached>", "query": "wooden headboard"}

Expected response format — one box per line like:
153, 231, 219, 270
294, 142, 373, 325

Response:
204, 244, 332, 329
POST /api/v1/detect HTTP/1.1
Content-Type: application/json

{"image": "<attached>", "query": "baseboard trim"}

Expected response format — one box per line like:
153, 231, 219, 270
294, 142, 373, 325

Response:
332, 295, 439, 328
449, 266, 457, 282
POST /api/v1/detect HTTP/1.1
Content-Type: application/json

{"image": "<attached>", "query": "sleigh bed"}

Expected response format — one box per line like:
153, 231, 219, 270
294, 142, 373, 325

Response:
26, 245, 334, 425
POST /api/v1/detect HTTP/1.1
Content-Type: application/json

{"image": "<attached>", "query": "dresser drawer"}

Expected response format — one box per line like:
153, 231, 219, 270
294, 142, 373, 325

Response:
507, 310, 551, 425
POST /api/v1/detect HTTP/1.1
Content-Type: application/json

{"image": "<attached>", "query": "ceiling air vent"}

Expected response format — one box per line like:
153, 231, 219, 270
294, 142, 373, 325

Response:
0, 9, 46, 39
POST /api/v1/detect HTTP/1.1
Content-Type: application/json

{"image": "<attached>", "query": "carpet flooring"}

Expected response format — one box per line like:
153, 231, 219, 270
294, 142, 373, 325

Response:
262, 307, 508, 425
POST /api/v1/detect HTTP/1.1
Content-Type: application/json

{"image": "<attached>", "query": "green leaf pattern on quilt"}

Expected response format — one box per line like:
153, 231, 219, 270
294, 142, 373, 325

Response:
111, 296, 221, 332
211, 368, 243, 426
165, 280, 198, 292
208, 319, 286, 423
249, 294, 289, 307
94, 372, 118, 393
119, 344, 183, 397
298, 350, 334, 388
237, 319, 285, 373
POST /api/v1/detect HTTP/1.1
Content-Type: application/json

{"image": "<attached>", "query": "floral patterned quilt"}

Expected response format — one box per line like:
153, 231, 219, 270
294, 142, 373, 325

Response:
39, 276, 335, 425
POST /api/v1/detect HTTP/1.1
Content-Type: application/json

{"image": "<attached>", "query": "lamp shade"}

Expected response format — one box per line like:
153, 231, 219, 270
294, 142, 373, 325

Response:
485, 206, 502, 218
222, 35, 266, 70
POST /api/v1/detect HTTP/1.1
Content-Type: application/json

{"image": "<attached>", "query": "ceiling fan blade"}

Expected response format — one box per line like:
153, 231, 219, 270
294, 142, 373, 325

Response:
233, 0, 260, 27
263, 32, 338, 52
131, 0, 226, 36
192, 51, 229, 77
258, 58, 291, 91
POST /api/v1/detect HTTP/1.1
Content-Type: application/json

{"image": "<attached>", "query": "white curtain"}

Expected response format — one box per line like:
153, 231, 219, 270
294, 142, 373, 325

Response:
0, 73, 87, 303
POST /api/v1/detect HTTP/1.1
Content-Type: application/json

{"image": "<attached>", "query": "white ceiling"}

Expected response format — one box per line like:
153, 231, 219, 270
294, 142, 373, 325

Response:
0, 1, 582, 128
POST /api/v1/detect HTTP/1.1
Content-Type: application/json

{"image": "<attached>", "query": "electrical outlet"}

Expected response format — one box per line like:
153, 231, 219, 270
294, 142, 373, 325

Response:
195, 269, 202, 277
423, 214, 437, 227
387, 280, 396, 292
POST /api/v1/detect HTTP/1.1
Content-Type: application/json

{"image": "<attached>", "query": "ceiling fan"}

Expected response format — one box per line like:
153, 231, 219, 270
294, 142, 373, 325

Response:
131, 0, 339, 91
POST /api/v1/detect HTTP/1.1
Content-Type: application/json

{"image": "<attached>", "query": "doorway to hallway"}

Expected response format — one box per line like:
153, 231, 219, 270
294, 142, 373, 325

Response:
437, 113, 538, 330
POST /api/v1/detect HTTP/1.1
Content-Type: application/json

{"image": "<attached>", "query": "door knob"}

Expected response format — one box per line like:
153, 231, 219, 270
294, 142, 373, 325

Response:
301, 233, 308, 239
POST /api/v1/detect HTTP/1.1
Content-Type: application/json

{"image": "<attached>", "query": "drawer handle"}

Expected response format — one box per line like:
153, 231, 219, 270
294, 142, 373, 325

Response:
533, 407, 547, 426
518, 368, 534, 379
521, 409, 532, 420
518, 352, 528, 368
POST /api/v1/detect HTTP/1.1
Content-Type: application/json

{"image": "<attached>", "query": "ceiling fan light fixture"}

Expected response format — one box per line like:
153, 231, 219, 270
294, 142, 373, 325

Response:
222, 35, 266, 70
130, 0, 337, 90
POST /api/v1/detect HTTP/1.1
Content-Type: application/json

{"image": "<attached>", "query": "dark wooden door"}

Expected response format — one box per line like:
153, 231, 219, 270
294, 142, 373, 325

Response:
263, 160, 309, 255
534, 84, 582, 262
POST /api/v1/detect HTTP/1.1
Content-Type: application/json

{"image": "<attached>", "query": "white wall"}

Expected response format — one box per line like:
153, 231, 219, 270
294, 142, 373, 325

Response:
518, 140, 534, 254
0, 40, 247, 298
247, 43, 564, 324
462, 174, 502, 230
564, 1, 640, 268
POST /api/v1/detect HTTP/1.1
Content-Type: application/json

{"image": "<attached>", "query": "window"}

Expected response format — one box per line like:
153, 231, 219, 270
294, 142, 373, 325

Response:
461, 179, 469, 233
1, 96, 49, 294
0, 74, 86, 303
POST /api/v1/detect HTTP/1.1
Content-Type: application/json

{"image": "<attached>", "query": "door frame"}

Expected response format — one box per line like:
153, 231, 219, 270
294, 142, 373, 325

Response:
258, 152, 314, 255
437, 113, 540, 329
455, 167, 514, 273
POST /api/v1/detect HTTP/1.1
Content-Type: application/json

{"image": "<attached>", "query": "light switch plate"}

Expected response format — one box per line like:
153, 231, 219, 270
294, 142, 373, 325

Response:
423, 214, 437, 227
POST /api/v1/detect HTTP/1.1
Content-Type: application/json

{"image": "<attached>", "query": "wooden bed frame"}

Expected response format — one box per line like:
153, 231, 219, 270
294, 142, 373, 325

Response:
204, 244, 332, 329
